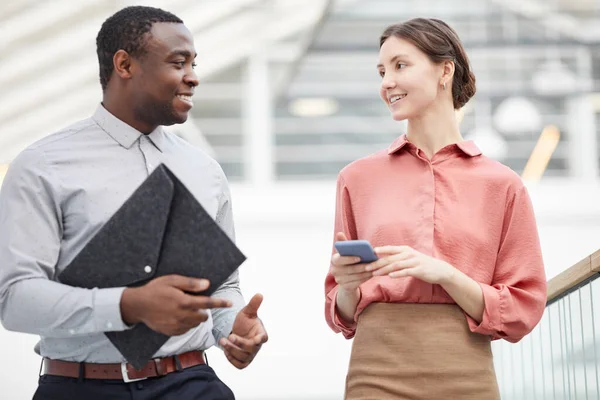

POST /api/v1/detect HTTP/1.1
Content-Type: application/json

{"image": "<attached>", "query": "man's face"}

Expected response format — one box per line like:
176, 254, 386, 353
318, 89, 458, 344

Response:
131, 22, 198, 129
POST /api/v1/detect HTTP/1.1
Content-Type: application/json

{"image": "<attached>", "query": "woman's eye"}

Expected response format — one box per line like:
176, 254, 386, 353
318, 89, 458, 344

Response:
378, 70, 385, 78
397, 63, 406, 69
192, 62, 197, 69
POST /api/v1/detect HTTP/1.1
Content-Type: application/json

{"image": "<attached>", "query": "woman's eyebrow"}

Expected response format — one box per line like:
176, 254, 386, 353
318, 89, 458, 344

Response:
377, 54, 409, 69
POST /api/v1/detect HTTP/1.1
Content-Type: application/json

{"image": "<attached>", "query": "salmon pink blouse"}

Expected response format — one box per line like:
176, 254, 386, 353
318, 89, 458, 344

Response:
325, 135, 547, 342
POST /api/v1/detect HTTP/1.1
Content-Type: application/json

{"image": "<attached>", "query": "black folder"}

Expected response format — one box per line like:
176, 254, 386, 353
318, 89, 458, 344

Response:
59, 164, 246, 369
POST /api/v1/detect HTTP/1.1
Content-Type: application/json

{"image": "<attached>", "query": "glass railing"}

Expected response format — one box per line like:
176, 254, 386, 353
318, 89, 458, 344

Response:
493, 250, 600, 400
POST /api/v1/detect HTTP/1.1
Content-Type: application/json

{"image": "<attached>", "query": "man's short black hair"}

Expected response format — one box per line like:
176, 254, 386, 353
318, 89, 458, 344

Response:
96, 6, 183, 91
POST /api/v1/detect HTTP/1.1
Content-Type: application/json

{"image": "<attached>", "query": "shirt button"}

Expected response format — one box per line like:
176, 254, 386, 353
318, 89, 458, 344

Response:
106, 322, 113, 329
144, 265, 152, 273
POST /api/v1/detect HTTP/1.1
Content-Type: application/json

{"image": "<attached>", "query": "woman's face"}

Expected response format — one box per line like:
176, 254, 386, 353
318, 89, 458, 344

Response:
377, 36, 446, 121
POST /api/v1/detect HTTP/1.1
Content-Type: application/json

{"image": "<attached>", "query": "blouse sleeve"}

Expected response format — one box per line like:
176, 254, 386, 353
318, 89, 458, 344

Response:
466, 185, 547, 342
324, 174, 360, 339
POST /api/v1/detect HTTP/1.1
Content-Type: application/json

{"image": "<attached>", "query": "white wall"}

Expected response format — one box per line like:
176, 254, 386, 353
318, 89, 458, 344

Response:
1, 180, 599, 399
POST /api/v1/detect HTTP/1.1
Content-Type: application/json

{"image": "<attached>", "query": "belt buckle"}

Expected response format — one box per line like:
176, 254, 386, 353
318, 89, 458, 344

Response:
121, 362, 147, 383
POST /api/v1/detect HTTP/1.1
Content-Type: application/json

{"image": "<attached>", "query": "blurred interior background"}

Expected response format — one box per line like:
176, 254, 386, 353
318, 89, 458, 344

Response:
1, 0, 600, 398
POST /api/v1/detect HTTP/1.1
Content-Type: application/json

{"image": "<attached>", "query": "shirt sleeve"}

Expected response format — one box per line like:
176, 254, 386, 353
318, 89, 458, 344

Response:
0, 148, 130, 338
210, 171, 245, 346
466, 185, 547, 342
325, 174, 361, 339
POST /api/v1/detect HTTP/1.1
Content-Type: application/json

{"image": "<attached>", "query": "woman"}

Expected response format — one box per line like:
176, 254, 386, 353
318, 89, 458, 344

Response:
324, 18, 547, 399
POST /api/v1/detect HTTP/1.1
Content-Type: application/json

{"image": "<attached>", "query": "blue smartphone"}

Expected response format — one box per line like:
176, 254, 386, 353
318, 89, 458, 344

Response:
334, 240, 378, 263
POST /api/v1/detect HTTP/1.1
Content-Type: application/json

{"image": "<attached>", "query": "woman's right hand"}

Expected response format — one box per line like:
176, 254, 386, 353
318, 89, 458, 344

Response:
330, 232, 373, 293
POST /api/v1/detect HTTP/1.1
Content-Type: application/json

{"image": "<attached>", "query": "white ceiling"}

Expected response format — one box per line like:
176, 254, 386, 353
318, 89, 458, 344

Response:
0, 0, 331, 161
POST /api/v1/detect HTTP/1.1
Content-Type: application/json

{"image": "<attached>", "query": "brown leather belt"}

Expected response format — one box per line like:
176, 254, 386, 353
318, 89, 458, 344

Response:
42, 350, 206, 382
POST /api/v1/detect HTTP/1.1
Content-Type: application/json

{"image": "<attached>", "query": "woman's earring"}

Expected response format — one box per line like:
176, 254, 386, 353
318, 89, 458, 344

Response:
442, 82, 447, 90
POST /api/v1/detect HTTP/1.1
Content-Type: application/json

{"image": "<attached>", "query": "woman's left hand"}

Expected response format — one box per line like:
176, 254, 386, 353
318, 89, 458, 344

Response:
366, 246, 456, 285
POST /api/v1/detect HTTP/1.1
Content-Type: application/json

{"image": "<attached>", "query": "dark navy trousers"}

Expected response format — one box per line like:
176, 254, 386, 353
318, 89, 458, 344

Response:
33, 364, 235, 400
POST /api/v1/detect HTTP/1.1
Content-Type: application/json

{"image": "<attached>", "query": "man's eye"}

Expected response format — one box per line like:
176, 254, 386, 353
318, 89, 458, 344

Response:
378, 70, 385, 78
192, 63, 197, 69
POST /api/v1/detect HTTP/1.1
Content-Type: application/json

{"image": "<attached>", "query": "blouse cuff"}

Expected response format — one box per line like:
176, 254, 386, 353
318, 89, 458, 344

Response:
327, 286, 358, 339
465, 282, 503, 338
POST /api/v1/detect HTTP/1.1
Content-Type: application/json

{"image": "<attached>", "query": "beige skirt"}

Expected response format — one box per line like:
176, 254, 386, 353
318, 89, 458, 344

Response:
345, 303, 500, 400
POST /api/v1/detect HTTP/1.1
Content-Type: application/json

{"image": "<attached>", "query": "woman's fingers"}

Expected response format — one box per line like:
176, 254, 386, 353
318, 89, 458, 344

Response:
372, 259, 419, 276
335, 271, 373, 284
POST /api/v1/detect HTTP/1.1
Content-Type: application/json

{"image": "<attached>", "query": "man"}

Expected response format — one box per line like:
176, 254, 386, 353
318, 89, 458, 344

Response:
0, 6, 267, 399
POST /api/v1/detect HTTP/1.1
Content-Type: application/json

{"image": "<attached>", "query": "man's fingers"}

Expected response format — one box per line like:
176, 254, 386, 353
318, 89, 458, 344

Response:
230, 334, 263, 352
221, 339, 252, 366
242, 294, 263, 318
180, 295, 232, 310
164, 275, 210, 293
200, 297, 232, 309
172, 310, 210, 333
227, 344, 254, 362
224, 350, 248, 369
253, 332, 268, 345
187, 310, 210, 324
222, 337, 251, 354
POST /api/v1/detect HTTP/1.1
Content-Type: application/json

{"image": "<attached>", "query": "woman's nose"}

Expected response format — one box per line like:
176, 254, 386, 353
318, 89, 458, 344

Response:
381, 76, 396, 90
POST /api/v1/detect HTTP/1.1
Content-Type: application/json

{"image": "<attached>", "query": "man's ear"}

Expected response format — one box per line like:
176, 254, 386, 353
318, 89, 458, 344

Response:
113, 50, 135, 80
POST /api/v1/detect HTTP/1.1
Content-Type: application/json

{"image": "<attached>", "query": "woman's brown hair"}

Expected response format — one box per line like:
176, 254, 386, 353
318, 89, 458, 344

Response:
380, 18, 476, 109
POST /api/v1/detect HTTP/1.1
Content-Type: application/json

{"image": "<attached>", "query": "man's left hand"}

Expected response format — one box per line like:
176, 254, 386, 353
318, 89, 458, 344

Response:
220, 293, 268, 369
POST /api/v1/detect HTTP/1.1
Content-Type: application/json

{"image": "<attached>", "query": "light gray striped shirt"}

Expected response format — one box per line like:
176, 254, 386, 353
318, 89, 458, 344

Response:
0, 104, 244, 363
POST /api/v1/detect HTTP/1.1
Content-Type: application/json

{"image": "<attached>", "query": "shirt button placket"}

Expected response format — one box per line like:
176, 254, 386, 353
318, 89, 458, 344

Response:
424, 161, 436, 256
416, 150, 436, 257
139, 135, 157, 174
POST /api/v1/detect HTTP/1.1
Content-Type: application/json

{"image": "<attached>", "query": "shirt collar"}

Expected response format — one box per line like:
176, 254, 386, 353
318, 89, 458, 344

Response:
92, 104, 164, 152
387, 135, 410, 154
455, 140, 482, 157
387, 134, 482, 157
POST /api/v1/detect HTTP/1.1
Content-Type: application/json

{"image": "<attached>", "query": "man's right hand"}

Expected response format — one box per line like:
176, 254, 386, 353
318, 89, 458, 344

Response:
120, 275, 232, 337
